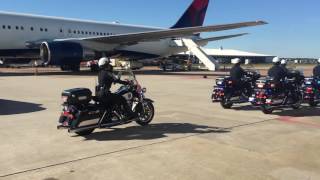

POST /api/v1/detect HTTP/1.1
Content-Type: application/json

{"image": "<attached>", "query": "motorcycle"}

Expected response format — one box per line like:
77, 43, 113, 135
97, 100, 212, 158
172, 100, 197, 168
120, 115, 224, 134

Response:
253, 70, 304, 114
302, 77, 320, 107
57, 70, 155, 136
216, 70, 261, 109
211, 76, 229, 102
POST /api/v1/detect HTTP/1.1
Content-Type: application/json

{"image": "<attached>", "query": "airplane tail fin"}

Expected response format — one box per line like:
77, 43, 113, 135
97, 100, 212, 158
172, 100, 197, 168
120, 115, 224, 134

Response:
171, 0, 210, 29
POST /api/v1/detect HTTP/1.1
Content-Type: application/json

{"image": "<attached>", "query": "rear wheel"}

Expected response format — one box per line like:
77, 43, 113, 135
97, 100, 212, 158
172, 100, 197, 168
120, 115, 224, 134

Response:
211, 94, 219, 102
292, 103, 301, 109
308, 100, 318, 107
75, 129, 95, 136
261, 105, 273, 114
136, 101, 154, 126
220, 96, 233, 109
292, 93, 302, 109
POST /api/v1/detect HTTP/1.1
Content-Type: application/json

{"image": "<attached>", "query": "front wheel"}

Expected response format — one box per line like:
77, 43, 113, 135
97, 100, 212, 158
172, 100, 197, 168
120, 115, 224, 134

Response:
136, 101, 155, 126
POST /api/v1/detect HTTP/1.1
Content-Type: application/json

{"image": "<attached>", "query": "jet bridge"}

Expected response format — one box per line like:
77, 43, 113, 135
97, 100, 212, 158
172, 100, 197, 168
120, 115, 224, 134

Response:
182, 38, 218, 71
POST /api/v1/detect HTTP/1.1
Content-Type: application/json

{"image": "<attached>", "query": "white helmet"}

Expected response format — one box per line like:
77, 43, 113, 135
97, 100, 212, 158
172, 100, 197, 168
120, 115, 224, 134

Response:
231, 58, 241, 64
318, 58, 320, 63
281, 59, 287, 65
272, 57, 280, 63
98, 57, 110, 67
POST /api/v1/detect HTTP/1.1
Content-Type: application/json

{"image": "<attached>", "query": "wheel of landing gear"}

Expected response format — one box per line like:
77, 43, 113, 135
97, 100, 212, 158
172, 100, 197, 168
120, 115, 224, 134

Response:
71, 65, 80, 72
60, 65, 67, 71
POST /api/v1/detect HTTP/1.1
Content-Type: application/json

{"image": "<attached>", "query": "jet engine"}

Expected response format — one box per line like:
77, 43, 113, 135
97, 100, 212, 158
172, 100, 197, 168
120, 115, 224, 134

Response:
40, 41, 96, 70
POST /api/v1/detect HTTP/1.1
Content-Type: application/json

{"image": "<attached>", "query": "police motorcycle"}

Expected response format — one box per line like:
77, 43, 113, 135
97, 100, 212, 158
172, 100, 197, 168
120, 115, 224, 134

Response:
302, 77, 320, 107
211, 76, 229, 102
252, 69, 304, 114
217, 69, 261, 108
57, 69, 155, 136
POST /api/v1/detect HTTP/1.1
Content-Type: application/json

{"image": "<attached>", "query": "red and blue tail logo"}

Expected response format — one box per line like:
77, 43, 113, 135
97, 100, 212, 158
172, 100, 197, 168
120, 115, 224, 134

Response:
171, 0, 209, 29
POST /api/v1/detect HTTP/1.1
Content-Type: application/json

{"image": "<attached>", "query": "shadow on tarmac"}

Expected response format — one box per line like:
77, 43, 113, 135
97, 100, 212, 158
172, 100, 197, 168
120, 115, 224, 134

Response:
232, 104, 261, 111
82, 123, 231, 141
273, 106, 320, 117
0, 99, 46, 115
231, 104, 320, 117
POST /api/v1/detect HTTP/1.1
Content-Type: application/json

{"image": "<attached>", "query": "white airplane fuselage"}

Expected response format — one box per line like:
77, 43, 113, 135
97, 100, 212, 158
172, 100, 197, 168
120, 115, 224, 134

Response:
0, 12, 188, 59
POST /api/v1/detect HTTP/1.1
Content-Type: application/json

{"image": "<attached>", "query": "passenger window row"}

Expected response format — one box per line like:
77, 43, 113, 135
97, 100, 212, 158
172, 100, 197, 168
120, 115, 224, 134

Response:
67, 29, 114, 36
2, 24, 114, 36
2, 25, 47, 32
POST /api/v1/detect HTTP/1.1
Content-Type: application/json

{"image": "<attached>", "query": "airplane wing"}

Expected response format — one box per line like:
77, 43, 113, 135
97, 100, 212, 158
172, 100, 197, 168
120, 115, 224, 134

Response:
54, 21, 267, 45
196, 33, 249, 44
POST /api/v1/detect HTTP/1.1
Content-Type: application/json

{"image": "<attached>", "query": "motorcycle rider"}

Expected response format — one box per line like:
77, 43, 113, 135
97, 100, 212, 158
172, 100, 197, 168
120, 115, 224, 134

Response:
314, 58, 320, 78
268, 57, 287, 82
280, 59, 289, 74
97, 57, 136, 120
230, 58, 251, 95
268, 57, 287, 94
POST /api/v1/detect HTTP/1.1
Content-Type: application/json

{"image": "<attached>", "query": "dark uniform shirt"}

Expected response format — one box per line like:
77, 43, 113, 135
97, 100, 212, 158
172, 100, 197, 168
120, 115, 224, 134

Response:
280, 64, 289, 74
98, 69, 119, 91
230, 64, 246, 83
268, 65, 287, 82
97, 68, 131, 114
313, 65, 320, 77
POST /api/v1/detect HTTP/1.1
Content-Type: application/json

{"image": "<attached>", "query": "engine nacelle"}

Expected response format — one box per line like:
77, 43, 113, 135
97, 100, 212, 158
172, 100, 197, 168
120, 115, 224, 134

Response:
40, 41, 95, 66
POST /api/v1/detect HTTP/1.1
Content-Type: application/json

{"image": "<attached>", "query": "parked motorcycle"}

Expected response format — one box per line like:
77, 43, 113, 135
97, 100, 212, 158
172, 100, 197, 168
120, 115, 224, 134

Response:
302, 77, 320, 107
253, 70, 304, 114
57, 70, 155, 136
216, 70, 261, 109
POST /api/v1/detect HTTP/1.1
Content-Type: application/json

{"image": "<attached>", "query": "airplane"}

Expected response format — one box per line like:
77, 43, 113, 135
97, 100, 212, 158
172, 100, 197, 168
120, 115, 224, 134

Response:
0, 0, 267, 71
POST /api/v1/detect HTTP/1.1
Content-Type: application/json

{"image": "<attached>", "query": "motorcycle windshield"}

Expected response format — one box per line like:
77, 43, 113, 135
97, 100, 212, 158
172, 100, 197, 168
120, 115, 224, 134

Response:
117, 69, 138, 85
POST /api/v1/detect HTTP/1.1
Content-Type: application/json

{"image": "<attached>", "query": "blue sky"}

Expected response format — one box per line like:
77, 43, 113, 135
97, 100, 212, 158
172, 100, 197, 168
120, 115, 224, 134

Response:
1, 0, 319, 58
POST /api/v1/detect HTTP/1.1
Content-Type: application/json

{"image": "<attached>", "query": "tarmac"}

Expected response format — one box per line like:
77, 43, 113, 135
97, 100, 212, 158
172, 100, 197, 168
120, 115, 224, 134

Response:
0, 67, 319, 180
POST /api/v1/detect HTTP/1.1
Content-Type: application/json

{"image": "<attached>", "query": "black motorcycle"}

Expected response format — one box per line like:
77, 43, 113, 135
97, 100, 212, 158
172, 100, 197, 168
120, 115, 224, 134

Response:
219, 70, 261, 109
253, 70, 304, 114
211, 76, 228, 102
57, 70, 155, 136
302, 77, 320, 107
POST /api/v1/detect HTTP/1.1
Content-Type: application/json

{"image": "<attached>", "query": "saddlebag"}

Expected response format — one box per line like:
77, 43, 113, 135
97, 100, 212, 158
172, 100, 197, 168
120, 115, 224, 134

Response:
62, 88, 92, 105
